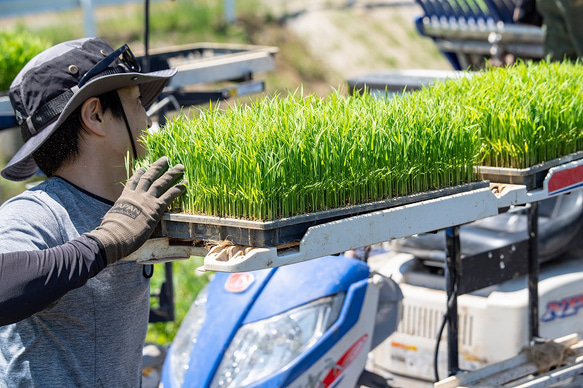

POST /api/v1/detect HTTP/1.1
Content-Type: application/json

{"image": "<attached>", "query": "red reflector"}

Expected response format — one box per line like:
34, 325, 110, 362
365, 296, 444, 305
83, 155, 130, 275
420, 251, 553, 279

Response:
225, 273, 255, 293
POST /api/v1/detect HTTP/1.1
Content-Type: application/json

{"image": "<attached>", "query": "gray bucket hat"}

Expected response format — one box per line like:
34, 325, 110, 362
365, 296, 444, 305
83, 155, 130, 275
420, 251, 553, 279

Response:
2, 37, 177, 181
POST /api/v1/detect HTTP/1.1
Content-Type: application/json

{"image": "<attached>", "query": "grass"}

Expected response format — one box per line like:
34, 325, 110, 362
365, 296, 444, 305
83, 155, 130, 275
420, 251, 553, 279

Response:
4, 0, 252, 50
0, 29, 51, 91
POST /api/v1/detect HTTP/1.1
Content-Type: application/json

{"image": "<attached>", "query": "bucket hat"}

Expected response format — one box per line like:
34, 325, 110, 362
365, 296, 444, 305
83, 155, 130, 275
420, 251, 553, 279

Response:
2, 37, 177, 181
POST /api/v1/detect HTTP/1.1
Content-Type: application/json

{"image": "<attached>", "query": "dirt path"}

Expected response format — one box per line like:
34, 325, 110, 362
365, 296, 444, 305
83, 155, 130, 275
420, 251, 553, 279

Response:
269, 0, 452, 80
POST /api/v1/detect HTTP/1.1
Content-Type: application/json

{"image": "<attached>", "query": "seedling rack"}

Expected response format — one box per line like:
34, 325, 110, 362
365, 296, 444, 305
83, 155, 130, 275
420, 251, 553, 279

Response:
346, 68, 467, 97
142, 43, 277, 86
138, 42, 278, 127
412, 0, 544, 70
126, 153, 583, 385
127, 156, 583, 268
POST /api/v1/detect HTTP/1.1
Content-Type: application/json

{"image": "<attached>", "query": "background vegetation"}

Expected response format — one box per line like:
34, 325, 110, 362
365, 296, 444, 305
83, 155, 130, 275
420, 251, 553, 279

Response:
3, 0, 340, 95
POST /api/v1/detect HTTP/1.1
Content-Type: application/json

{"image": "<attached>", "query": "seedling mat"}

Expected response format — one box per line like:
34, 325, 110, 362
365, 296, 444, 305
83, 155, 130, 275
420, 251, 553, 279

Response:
155, 181, 489, 247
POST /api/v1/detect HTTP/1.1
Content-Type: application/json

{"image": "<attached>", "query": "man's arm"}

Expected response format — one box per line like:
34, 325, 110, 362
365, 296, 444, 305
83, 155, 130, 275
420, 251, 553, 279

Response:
0, 235, 106, 326
0, 157, 185, 326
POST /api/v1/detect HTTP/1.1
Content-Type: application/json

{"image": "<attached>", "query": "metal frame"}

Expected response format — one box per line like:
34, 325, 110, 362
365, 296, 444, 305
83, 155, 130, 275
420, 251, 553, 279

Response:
444, 202, 539, 375
441, 158, 583, 377
435, 334, 583, 387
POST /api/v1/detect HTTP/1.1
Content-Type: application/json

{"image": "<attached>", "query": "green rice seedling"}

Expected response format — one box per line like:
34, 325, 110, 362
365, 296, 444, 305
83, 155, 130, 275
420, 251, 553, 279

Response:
446, 60, 583, 168
140, 90, 480, 221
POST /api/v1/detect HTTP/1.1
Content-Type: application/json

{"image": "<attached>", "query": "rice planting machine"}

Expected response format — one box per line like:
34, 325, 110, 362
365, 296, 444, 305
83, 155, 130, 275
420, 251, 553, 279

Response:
128, 131, 583, 386
115, 49, 581, 388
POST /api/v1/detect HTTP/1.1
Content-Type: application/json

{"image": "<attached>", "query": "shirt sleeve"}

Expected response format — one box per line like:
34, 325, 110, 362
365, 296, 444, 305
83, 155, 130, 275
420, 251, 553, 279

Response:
0, 235, 107, 326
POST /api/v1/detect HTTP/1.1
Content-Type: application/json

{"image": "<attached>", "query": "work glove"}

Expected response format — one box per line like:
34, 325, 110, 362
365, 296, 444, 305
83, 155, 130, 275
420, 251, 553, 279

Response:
206, 243, 254, 262
86, 157, 186, 264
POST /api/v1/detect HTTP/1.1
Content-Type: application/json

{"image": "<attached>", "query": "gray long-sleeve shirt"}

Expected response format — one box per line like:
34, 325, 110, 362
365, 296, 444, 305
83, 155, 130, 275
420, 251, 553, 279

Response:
0, 177, 150, 387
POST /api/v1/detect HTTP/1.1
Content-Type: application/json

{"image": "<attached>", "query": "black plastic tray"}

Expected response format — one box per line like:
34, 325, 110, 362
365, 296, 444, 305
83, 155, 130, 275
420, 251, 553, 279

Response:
478, 151, 583, 190
154, 181, 489, 247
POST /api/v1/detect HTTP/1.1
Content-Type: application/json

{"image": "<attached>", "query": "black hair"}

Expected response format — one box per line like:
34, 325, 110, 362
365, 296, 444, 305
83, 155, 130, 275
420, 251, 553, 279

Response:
32, 90, 125, 177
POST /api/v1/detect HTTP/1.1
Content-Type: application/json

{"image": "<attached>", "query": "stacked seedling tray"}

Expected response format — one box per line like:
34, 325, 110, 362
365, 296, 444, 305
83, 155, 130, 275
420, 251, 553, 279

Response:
465, 61, 583, 189
140, 60, 583, 250
479, 151, 583, 189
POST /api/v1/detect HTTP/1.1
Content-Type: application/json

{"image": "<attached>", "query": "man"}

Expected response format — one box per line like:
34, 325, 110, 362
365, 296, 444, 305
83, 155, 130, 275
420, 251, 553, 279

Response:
0, 37, 185, 386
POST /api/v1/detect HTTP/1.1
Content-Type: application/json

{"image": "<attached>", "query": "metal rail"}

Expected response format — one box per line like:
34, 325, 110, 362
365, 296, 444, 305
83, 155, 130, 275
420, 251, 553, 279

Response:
445, 226, 461, 375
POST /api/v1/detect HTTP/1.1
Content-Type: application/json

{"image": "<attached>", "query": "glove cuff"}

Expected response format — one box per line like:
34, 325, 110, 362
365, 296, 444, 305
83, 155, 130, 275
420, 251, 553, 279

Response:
84, 230, 123, 265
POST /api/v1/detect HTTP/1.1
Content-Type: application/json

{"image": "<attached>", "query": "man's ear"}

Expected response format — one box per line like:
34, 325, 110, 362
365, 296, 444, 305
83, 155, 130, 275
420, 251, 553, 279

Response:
80, 97, 107, 137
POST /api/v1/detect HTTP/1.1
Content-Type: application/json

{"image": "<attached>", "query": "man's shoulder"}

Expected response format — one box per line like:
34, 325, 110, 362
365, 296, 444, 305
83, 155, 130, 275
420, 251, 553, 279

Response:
1, 178, 91, 213
1, 179, 61, 212
0, 179, 79, 251
1, 186, 52, 216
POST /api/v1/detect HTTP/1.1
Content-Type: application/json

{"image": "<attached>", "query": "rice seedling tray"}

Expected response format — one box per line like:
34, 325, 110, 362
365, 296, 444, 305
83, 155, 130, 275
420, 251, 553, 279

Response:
478, 151, 583, 190
155, 181, 489, 247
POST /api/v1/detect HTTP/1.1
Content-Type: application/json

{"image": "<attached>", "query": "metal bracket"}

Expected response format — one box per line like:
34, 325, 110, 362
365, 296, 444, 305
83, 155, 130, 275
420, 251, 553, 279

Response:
123, 238, 208, 264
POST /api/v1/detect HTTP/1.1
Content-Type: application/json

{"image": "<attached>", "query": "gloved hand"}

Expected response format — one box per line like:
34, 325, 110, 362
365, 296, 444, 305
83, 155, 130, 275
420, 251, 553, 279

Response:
86, 157, 186, 264
206, 243, 254, 262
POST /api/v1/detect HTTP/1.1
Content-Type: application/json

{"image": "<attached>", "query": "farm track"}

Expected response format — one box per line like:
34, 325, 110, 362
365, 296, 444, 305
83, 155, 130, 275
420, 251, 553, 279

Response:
265, 0, 452, 81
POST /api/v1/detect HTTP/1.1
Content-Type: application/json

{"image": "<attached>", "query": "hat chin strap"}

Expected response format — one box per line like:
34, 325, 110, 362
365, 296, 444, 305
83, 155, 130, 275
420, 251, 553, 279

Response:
112, 91, 138, 160
120, 107, 138, 160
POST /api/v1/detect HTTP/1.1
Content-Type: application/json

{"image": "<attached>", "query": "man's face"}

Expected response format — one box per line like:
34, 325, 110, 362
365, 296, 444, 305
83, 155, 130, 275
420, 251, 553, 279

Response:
115, 85, 151, 159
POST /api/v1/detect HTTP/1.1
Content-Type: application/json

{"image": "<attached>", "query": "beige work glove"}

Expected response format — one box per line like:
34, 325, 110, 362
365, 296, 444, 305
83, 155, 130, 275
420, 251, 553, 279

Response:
206, 243, 254, 262
86, 157, 186, 264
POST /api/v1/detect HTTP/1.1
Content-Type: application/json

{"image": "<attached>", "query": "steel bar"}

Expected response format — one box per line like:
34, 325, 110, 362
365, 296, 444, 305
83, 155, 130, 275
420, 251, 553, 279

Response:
445, 226, 461, 375
528, 202, 540, 340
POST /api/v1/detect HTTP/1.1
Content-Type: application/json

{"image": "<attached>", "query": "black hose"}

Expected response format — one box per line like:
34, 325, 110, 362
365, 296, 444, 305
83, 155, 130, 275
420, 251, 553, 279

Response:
433, 280, 458, 383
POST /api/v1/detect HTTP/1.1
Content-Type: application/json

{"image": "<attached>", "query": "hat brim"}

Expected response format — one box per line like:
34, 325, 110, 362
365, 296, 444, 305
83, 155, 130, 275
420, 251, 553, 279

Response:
1, 68, 176, 181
